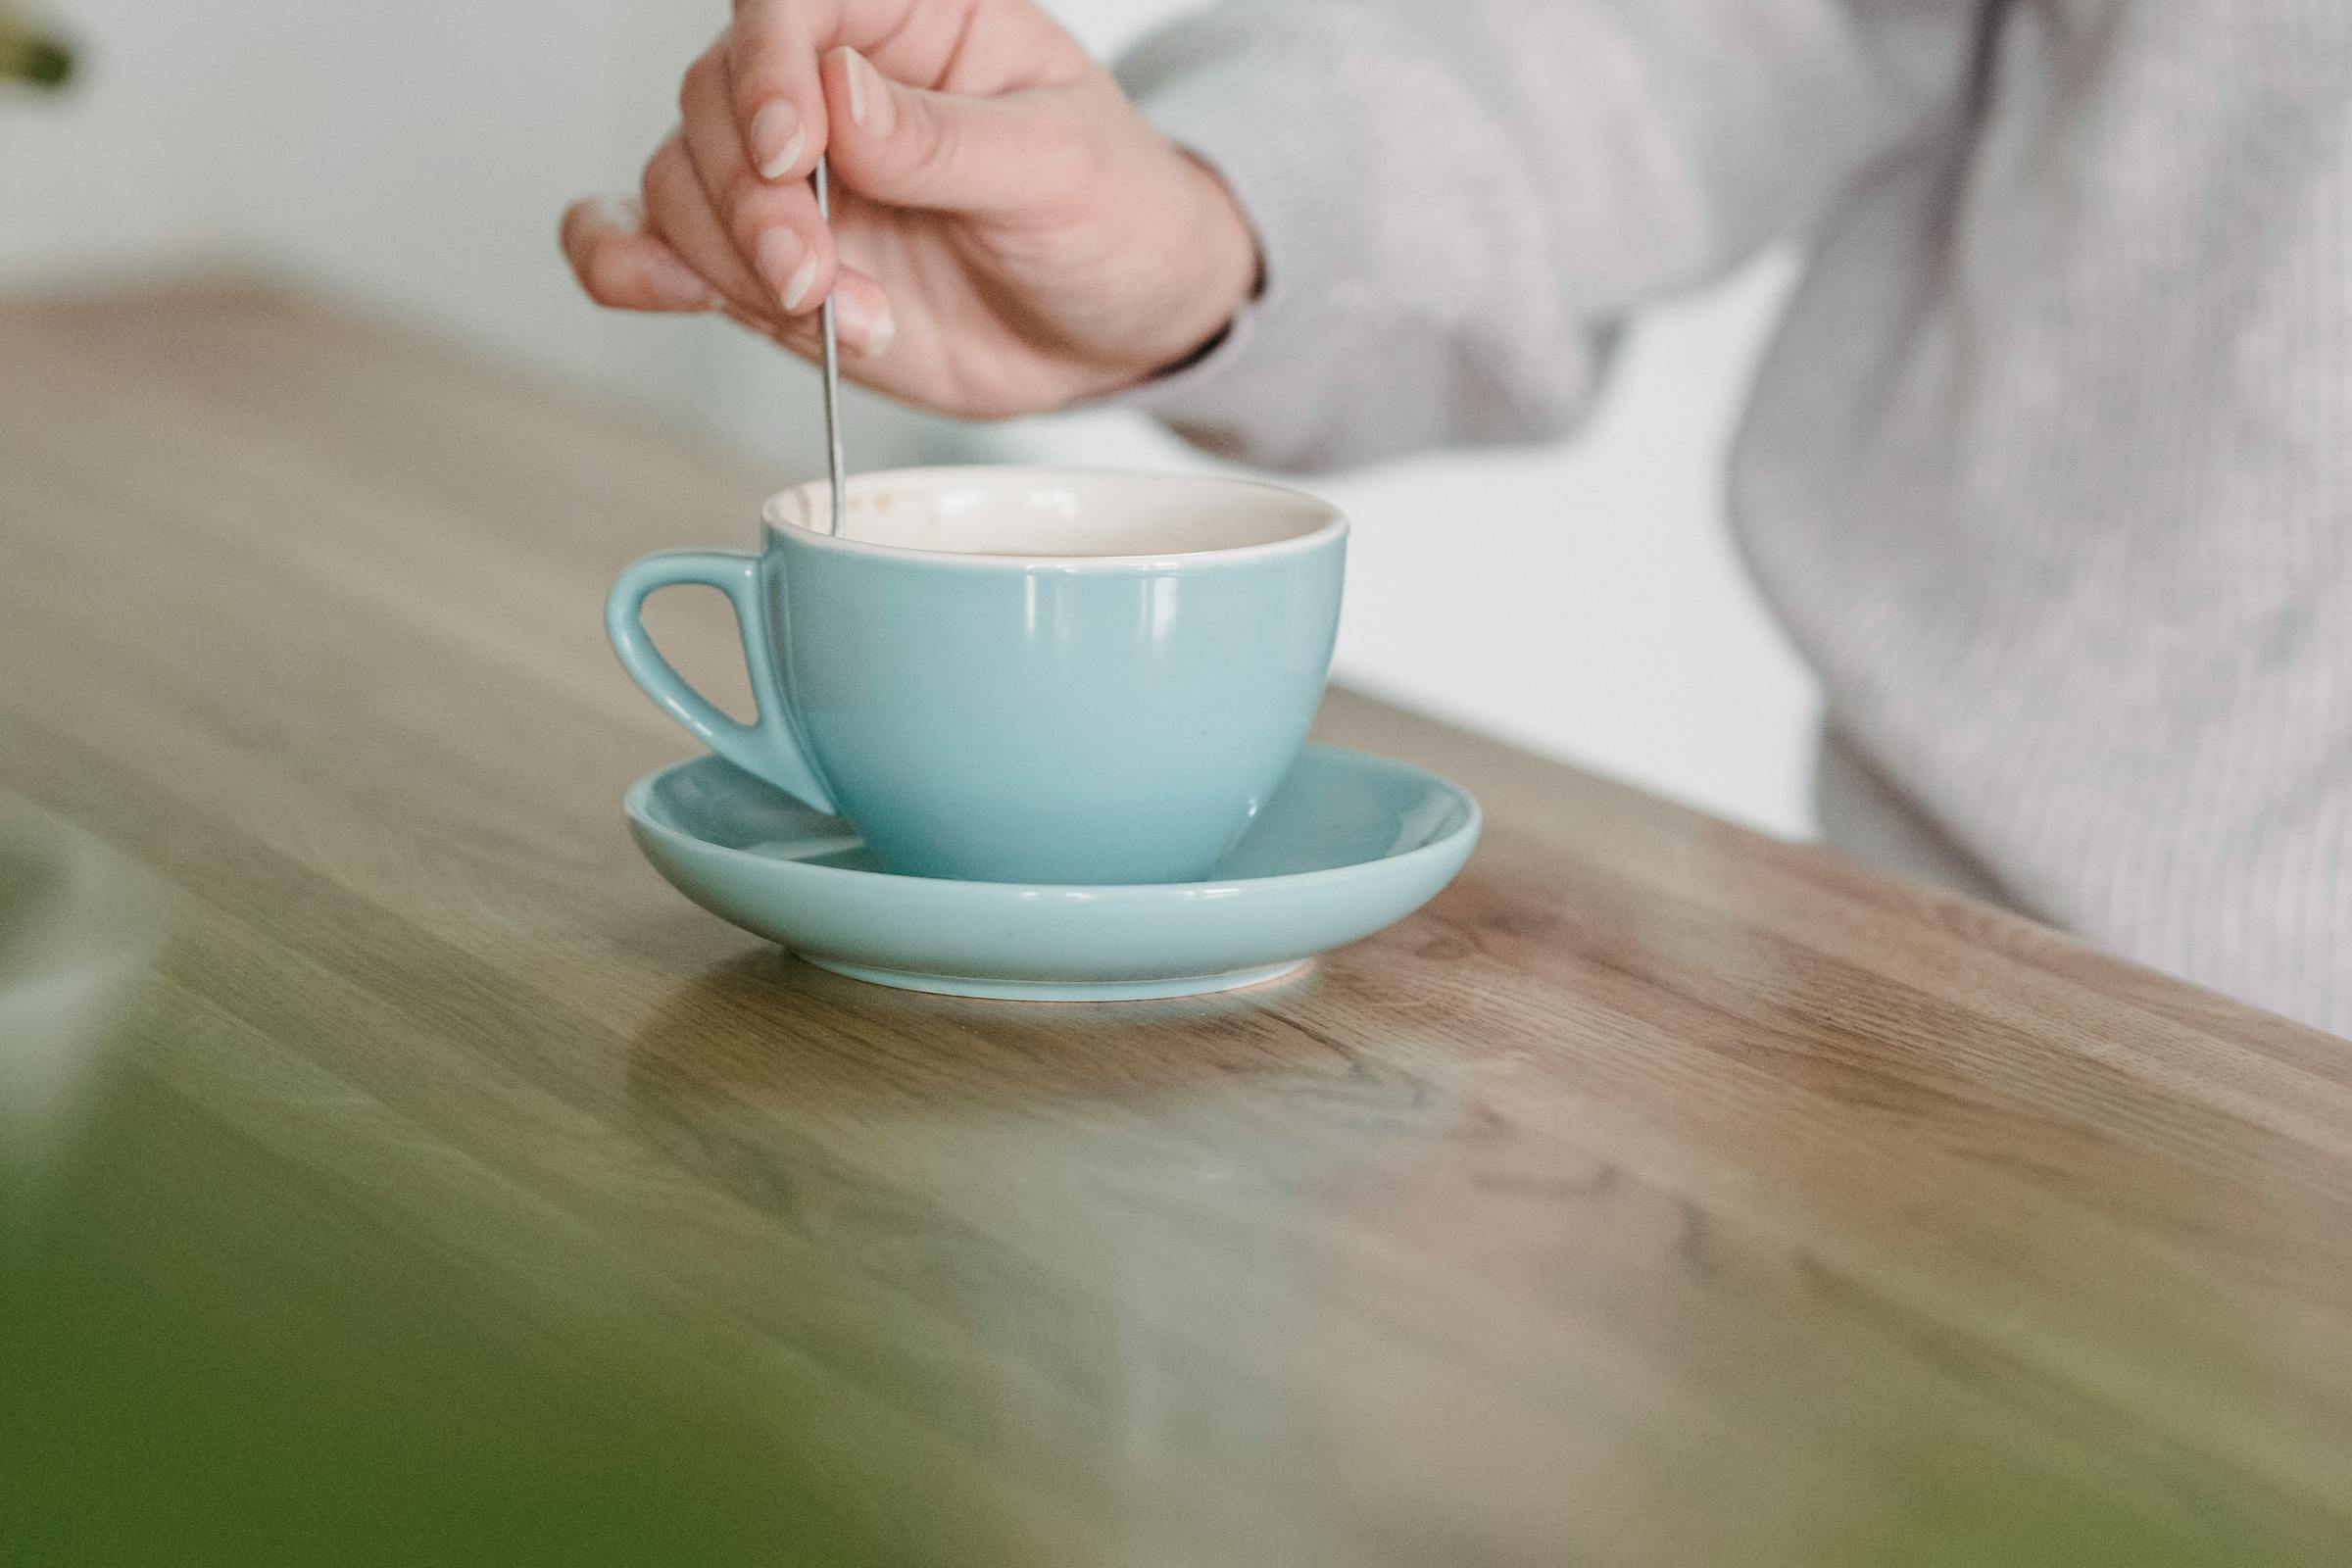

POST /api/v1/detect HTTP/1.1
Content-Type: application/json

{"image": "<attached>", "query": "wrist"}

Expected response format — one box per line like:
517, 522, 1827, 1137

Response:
1176, 150, 1262, 335
1103, 149, 1259, 392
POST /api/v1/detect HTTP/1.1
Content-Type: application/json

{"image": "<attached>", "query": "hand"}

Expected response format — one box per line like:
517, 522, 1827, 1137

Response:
560, 0, 1260, 419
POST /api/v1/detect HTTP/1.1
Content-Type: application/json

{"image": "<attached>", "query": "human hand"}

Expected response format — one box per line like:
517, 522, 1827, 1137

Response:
561, 0, 1259, 417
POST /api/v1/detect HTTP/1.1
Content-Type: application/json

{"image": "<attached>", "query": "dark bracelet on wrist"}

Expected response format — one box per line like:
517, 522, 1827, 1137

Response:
1152, 318, 1237, 379
1147, 250, 1267, 382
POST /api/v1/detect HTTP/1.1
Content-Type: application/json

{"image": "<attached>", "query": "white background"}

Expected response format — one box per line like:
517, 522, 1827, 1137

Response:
0, 0, 1820, 835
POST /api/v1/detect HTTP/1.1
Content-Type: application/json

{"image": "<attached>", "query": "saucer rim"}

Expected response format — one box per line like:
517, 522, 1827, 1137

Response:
623, 743, 1482, 903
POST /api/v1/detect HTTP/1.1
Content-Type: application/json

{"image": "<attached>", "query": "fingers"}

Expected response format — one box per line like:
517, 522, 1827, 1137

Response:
719, 264, 896, 364
724, 0, 1091, 186
819, 47, 1097, 215
560, 195, 718, 313
639, 132, 769, 318
639, 129, 897, 360
726, 0, 838, 183
680, 42, 840, 318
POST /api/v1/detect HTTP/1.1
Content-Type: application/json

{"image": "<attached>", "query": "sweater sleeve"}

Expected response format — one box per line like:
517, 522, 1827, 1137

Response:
1112, 0, 1987, 471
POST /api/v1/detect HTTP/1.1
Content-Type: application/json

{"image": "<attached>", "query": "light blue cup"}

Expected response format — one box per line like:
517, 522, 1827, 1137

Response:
607, 466, 1347, 885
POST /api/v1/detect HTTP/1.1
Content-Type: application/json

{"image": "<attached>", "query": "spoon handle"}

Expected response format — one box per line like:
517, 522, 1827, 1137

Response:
814, 156, 848, 537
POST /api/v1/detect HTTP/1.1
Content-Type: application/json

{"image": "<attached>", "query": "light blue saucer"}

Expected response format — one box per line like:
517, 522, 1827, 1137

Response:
624, 744, 1481, 1001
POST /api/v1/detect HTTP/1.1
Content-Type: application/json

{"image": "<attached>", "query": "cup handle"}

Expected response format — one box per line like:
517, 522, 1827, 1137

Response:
605, 550, 839, 815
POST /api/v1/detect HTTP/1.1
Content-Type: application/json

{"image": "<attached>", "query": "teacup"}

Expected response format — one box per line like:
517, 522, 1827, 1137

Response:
607, 466, 1347, 884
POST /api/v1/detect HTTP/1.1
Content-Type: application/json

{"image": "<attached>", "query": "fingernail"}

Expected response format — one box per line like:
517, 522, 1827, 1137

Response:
784, 253, 818, 312
758, 226, 817, 311
834, 289, 895, 358
844, 48, 887, 134
643, 254, 715, 309
592, 194, 646, 232
751, 101, 804, 179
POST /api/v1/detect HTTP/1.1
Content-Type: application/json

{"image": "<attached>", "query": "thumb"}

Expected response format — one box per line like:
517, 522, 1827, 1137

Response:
821, 46, 1090, 215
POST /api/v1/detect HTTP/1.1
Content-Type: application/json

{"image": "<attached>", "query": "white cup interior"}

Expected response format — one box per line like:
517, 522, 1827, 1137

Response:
763, 466, 1343, 561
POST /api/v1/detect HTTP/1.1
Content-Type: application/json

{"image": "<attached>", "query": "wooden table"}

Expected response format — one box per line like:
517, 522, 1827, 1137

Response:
3, 284, 2349, 1568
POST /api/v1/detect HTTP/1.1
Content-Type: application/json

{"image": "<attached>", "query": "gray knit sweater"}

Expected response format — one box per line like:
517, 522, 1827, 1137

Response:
1116, 0, 2352, 1037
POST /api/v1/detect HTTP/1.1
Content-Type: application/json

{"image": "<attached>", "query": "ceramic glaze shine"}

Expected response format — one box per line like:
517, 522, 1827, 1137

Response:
610, 466, 1349, 884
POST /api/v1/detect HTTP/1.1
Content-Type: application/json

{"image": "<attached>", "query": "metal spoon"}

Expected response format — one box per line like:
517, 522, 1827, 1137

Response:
814, 156, 848, 537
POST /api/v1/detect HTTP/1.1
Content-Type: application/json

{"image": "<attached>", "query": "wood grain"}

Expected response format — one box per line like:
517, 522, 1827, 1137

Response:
2, 280, 2349, 1567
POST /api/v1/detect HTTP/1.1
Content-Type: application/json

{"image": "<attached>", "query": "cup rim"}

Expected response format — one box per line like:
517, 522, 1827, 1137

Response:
759, 464, 1348, 569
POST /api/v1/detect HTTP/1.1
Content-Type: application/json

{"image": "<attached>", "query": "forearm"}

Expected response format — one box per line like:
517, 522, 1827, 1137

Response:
1115, 0, 1984, 471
